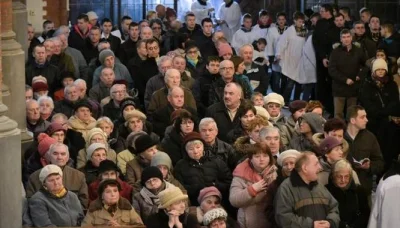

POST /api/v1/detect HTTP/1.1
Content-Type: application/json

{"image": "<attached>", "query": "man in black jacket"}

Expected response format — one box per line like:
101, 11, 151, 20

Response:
118, 22, 139, 66
379, 22, 400, 59
68, 14, 91, 52
353, 21, 377, 59
82, 26, 101, 63
179, 12, 202, 39
192, 18, 218, 60
100, 18, 121, 54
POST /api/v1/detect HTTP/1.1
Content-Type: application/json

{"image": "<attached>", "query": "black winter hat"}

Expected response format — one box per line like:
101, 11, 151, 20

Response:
120, 97, 137, 113
134, 134, 157, 155
98, 160, 119, 175
73, 99, 92, 113
141, 166, 164, 186
97, 179, 121, 197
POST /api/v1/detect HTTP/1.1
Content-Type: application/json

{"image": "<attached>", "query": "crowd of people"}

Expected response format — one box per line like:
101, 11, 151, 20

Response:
22, 1, 400, 227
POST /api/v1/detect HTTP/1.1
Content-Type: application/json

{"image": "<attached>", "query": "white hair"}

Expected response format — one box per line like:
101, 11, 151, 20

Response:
45, 143, 69, 163
199, 118, 218, 130
37, 95, 54, 109
158, 56, 173, 68
73, 79, 87, 89
185, 140, 204, 151
164, 68, 181, 84
51, 113, 68, 122
259, 126, 280, 140
26, 99, 39, 109
96, 116, 114, 128
64, 85, 77, 97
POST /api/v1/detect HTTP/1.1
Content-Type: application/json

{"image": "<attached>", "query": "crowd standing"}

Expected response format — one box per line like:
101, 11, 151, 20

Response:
23, 1, 400, 227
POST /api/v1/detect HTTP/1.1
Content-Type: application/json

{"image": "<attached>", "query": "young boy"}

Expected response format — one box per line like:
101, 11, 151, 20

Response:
232, 14, 257, 53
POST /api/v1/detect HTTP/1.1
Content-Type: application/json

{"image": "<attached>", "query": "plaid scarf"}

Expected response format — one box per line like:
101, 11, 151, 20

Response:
295, 26, 308, 38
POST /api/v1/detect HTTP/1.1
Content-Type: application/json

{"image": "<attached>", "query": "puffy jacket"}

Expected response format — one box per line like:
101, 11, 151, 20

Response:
159, 129, 185, 166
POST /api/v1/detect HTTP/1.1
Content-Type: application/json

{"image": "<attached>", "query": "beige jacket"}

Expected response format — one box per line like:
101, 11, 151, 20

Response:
117, 149, 135, 176
68, 115, 97, 140
76, 147, 117, 170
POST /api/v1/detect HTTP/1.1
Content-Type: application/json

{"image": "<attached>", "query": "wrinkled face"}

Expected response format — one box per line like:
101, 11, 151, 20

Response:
251, 152, 270, 171
129, 26, 140, 39
223, 84, 241, 107
27, 102, 40, 122
44, 174, 63, 193
200, 195, 220, 213
51, 130, 65, 143
102, 22, 113, 34
62, 77, 74, 87
26, 89, 33, 101
157, 165, 169, 179
206, 61, 220, 74
90, 133, 105, 144
49, 145, 69, 166
240, 110, 255, 127
240, 46, 253, 64
89, 29, 101, 44
140, 145, 157, 161
277, 16, 287, 27
186, 141, 204, 161
282, 157, 296, 176
293, 108, 306, 120
186, 47, 199, 60
104, 55, 115, 68
326, 129, 344, 142
375, 68, 386, 77
369, 17, 380, 31
141, 28, 153, 39
59, 34, 69, 49
102, 185, 120, 205
303, 154, 321, 182
98, 123, 113, 137
111, 85, 126, 102
172, 58, 186, 73
151, 23, 162, 37
39, 100, 53, 114
101, 170, 117, 180
91, 149, 107, 167
200, 124, 218, 145
147, 41, 160, 58
261, 131, 280, 154
168, 89, 184, 108
243, 18, 252, 29
252, 95, 263, 106
145, 177, 163, 190
186, 16, 196, 29
77, 19, 89, 32
266, 102, 281, 117
326, 146, 344, 163
311, 107, 323, 116
100, 68, 116, 86
27, 26, 35, 40
360, 12, 370, 24
122, 19, 133, 33
354, 23, 366, 36
160, 60, 173, 75
203, 22, 213, 35
137, 42, 148, 57
299, 120, 312, 134
75, 107, 91, 122
34, 46, 47, 64
219, 61, 235, 81
128, 117, 144, 132
66, 87, 79, 101
340, 33, 352, 46
165, 72, 181, 88
352, 110, 368, 130
334, 16, 345, 28
180, 118, 194, 134
248, 125, 262, 142
333, 169, 351, 189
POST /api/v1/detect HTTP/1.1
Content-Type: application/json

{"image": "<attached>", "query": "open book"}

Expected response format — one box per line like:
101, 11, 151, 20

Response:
353, 157, 370, 166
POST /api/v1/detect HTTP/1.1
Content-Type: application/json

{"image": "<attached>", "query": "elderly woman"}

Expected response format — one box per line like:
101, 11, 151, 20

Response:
203, 208, 236, 228
103, 83, 129, 121
82, 179, 143, 226
263, 93, 287, 125
174, 132, 232, 206
230, 143, 277, 228
38, 96, 55, 121
133, 166, 178, 223
79, 143, 109, 185
151, 151, 186, 192
326, 159, 370, 228
160, 109, 197, 166
146, 186, 200, 228
76, 127, 117, 169
29, 165, 84, 227
68, 100, 97, 139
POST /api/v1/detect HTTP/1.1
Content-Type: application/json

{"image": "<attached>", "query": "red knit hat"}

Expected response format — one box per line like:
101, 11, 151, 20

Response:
198, 186, 222, 204
32, 76, 49, 93
37, 133, 57, 157
218, 43, 233, 57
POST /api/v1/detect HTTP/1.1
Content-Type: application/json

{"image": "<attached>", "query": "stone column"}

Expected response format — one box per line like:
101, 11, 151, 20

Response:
1, 0, 31, 144
0, 0, 23, 227
12, 0, 28, 61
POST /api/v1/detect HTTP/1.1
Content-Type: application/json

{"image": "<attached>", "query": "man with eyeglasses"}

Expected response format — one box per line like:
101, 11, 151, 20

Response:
150, 19, 164, 42
353, 21, 377, 59
103, 82, 129, 122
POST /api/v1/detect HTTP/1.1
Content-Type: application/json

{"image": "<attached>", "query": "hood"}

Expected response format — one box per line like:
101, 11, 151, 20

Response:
68, 115, 97, 131
233, 136, 251, 155
73, 24, 92, 39
301, 113, 325, 134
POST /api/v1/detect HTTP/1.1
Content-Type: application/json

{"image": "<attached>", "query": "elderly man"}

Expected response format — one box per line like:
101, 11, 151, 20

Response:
26, 85, 33, 101
103, 83, 129, 121
73, 79, 101, 119
92, 49, 132, 88
26, 99, 50, 136
89, 67, 115, 103
25, 143, 89, 209
26, 45, 60, 95
152, 86, 198, 137
209, 59, 252, 105
275, 152, 340, 228
54, 85, 81, 118
140, 26, 154, 40
147, 69, 197, 116
172, 55, 195, 90
239, 44, 268, 95
259, 126, 282, 160
205, 82, 244, 142
43, 39, 55, 62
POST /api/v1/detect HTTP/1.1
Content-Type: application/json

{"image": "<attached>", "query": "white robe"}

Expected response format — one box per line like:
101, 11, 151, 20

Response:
266, 26, 284, 72
216, 1, 241, 43
191, 1, 213, 25
276, 25, 306, 82
298, 35, 317, 84
231, 29, 257, 54
252, 24, 275, 40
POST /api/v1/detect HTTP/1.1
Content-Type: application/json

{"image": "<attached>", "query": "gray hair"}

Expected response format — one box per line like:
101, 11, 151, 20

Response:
64, 84, 77, 96
164, 68, 180, 84
199, 118, 218, 130
73, 79, 87, 89
51, 113, 68, 122
110, 84, 127, 97
25, 84, 33, 92
167, 86, 184, 96
158, 56, 172, 68
225, 82, 243, 98
53, 26, 69, 37
26, 99, 39, 108
185, 140, 204, 151
259, 126, 280, 139
37, 96, 54, 109
239, 44, 254, 56
48, 36, 61, 44
45, 143, 69, 162
96, 116, 114, 128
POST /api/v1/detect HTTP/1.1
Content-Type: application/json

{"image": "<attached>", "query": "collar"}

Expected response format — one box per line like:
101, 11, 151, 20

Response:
290, 169, 318, 190
101, 32, 109, 39
241, 27, 252, 33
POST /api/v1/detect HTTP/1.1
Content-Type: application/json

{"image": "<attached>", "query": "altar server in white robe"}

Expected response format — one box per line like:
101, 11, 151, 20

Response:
252, 10, 275, 40
231, 14, 257, 54
216, 0, 241, 43
191, 0, 214, 25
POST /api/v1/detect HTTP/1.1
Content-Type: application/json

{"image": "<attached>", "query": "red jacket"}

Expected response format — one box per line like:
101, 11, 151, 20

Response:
88, 178, 133, 203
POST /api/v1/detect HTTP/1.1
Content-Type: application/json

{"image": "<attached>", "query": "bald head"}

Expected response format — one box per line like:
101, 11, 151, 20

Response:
168, 86, 184, 108
219, 60, 235, 82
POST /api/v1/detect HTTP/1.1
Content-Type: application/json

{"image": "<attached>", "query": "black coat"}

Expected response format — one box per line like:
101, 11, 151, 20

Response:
205, 102, 244, 142
354, 34, 377, 59
377, 120, 400, 171
54, 99, 76, 118
174, 155, 232, 206
185, 57, 206, 80
192, 70, 220, 117
358, 76, 399, 135
312, 18, 336, 61
192, 32, 218, 60
118, 38, 138, 66
81, 39, 99, 64
146, 211, 199, 228
326, 180, 370, 228
208, 76, 253, 106
102, 99, 120, 122
102, 33, 121, 54
328, 44, 367, 97
25, 61, 61, 94
226, 125, 246, 145
179, 24, 202, 39
378, 34, 400, 58
79, 161, 99, 186
159, 129, 184, 166
245, 63, 268, 95
68, 26, 89, 52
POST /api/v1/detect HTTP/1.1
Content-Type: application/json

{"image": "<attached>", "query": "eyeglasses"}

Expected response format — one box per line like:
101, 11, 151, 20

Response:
181, 120, 194, 125
220, 67, 234, 71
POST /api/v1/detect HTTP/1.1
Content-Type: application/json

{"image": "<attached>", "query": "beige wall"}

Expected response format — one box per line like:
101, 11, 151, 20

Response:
26, 0, 45, 32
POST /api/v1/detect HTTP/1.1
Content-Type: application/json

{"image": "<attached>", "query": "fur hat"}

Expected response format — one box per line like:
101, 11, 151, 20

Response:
45, 123, 66, 136
372, 58, 388, 73
133, 134, 157, 155
123, 109, 146, 122
300, 112, 325, 134
182, 132, 204, 148
277, 150, 301, 167
32, 76, 48, 92
140, 166, 164, 186
319, 136, 342, 156
73, 99, 92, 113
264, 93, 284, 106
99, 49, 115, 65
98, 160, 119, 174
289, 100, 308, 114
86, 128, 107, 145
151, 151, 172, 171
120, 97, 137, 114
126, 131, 147, 150
218, 43, 233, 57
97, 179, 121, 197
254, 106, 270, 120
197, 186, 222, 204
37, 133, 58, 157
158, 186, 188, 209
39, 164, 63, 184
86, 11, 98, 20
203, 208, 228, 226
86, 143, 107, 161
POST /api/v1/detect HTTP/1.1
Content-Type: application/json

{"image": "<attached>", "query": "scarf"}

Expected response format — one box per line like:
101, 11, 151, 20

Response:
197, 0, 207, 6
373, 74, 389, 87
50, 187, 67, 198
103, 203, 118, 217
187, 58, 198, 67
140, 181, 169, 206
295, 25, 308, 38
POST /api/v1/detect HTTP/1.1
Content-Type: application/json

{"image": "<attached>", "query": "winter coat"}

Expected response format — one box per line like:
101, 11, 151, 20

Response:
50, 52, 76, 75
274, 170, 340, 228
280, 115, 299, 148
117, 149, 135, 176
378, 34, 400, 58
232, 136, 253, 168
68, 24, 91, 52
345, 130, 385, 194
102, 99, 122, 122
312, 18, 336, 61
26, 118, 50, 137
326, 179, 370, 228
358, 76, 399, 135
118, 37, 137, 66
244, 62, 269, 95
92, 63, 133, 88
81, 39, 99, 63
298, 35, 317, 84
226, 124, 247, 145
126, 156, 150, 188
65, 46, 89, 80
29, 189, 84, 227
81, 197, 143, 226
102, 33, 121, 55
205, 101, 244, 142
318, 157, 360, 186
185, 56, 207, 80
174, 155, 233, 206
208, 75, 253, 106
54, 99, 76, 118
25, 61, 61, 94
354, 34, 377, 59
88, 178, 132, 203
328, 44, 367, 97
113, 122, 160, 153
68, 115, 97, 140
192, 70, 220, 117
205, 138, 237, 171
229, 159, 273, 228
290, 134, 320, 154
26, 165, 89, 209
79, 161, 101, 186
146, 211, 199, 228
377, 120, 400, 170
192, 31, 219, 60
179, 23, 202, 39
159, 129, 185, 166
88, 81, 111, 103
312, 133, 350, 158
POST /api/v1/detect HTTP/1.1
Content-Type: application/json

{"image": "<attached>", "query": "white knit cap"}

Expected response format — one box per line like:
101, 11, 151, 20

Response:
277, 149, 301, 167
87, 11, 98, 20
264, 93, 285, 106
39, 164, 63, 184
372, 58, 388, 73
203, 208, 228, 226
32, 75, 48, 85
86, 143, 107, 161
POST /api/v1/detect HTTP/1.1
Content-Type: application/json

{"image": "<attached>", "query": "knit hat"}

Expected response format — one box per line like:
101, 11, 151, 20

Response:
151, 151, 172, 171
300, 112, 325, 134
99, 49, 115, 65
133, 134, 157, 155
86, 11, 98, 20
73, 99, 92, 113
126, 131, 147, 149
197, 186, 222, 204
39, 164, 63, 184
264, 93, 284, 106
254, 106, 270, 120
45, 123, 66, 136
170, 109, 187, 123
37, 133, 58, 157
120, 97, 137, 114
140, 166, 164, 186
183, 132, 204, 148
158, 186, 188, 209
123, 110, 146, 122
319, 136, 342, 156
98, 159, 119, 175
277, 150, 301, 167
218, 43, 233, 57
86, 128, 107, 144
289, 100, 308, 114
166, 7, 177, 19
32, 76, 48, 92
203, 208, 228, 226
86, 143, 107, 161
97, 179, 121, 197
372, 58, 388, 73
